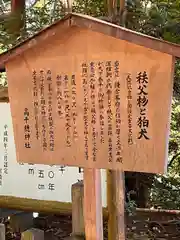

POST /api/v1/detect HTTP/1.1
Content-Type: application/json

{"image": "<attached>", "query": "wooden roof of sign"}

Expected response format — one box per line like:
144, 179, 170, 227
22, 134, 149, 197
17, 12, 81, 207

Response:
0, 12, 180, 69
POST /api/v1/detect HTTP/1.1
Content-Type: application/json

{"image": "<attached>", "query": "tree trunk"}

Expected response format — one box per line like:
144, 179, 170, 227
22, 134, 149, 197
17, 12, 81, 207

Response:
7, 0, 26, 37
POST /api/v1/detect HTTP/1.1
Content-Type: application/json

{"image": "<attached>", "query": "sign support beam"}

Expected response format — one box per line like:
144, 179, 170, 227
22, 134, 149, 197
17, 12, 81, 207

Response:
83, 168, 103, 240
107, 170, 125, 240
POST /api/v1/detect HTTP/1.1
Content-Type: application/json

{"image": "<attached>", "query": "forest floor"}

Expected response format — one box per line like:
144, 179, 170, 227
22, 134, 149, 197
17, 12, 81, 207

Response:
34, 214, 180, 240
5, 213, 180, 239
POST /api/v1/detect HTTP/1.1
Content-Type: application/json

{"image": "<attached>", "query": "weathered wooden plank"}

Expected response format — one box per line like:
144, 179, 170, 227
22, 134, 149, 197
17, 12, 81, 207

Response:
107, 170, 125, 240
83, 168, 103, 240
71, 14, 180, 57
0, 196, 108, 217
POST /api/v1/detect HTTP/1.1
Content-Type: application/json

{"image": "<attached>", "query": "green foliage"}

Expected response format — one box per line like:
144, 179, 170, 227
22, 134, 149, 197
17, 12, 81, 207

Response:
0, 0, 66, 51
73, 0, 105, 17
169, 100, 180, 160
125, 190, 137, 215
150, 174, 180, 209
149, 98, 180, 209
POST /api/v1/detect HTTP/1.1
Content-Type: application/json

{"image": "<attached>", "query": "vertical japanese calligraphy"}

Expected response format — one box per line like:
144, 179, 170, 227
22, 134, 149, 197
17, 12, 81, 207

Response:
98, 62, 105, 144
47, 70, 54, 151
30, 63, 130, 164
82, 63, 89, 161
19, 59, 158, 171
106, 61, 113, 162
56, 74, 63, 118
26, 62, 151, 164
137, 71, 150, 140
127, 74, 133, 145
31, 70, 79, 151
64, 75, 71, 147
3, 124, 8, 174
40, 70, 47, 151
24, 108, 31, 149
114, 61, 122, 163
90, 62, 97, 162
32, 70, 39, 140
71, 75, 78, 140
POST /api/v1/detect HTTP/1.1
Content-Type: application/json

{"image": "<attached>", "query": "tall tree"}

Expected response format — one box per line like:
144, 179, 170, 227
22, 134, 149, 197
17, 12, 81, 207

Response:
10, 0, 25, 35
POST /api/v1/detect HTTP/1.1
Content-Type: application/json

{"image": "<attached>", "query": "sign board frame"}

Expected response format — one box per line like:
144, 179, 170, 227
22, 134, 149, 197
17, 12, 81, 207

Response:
0, 13, 177, 173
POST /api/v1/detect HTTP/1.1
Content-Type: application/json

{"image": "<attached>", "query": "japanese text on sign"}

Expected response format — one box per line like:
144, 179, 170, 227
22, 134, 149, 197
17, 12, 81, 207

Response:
24, 61, 153, 166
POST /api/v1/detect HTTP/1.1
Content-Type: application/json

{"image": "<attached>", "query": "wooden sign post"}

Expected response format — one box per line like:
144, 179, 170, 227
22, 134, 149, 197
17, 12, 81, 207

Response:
107, 170, 125, 239
84, 169, 103, 240
0, 13, 179, 240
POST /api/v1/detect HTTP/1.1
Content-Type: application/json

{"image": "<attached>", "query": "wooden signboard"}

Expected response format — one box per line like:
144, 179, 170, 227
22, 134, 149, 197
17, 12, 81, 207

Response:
0, 13, 175, 174
5, 26, 174, 173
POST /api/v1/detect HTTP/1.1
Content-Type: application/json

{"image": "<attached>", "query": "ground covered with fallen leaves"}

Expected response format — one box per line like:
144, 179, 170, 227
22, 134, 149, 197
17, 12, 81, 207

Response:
4, 214, 180, 239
